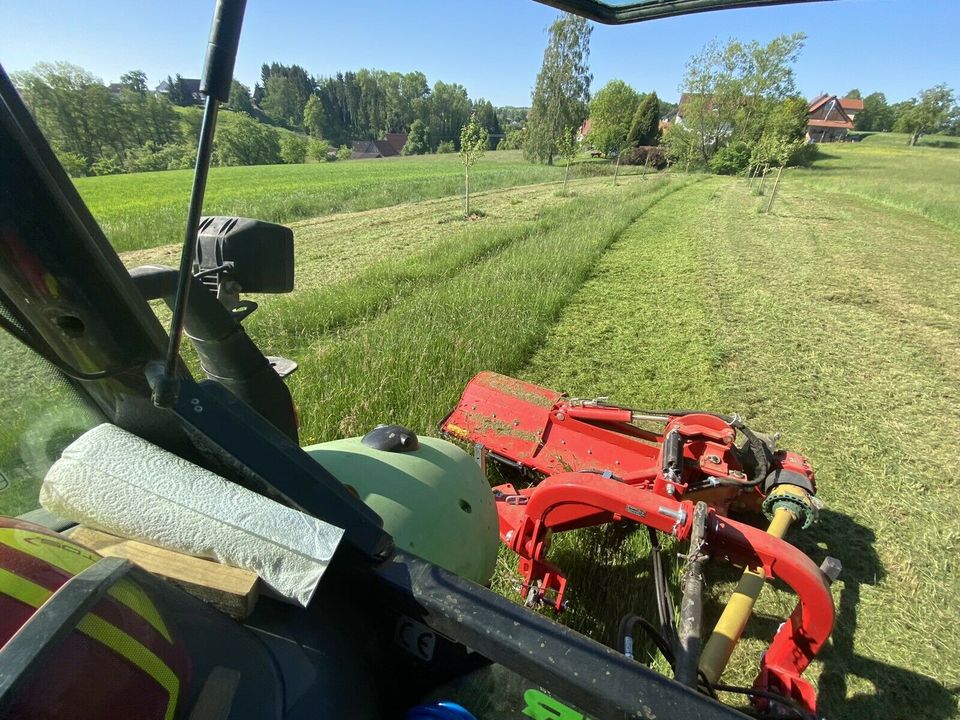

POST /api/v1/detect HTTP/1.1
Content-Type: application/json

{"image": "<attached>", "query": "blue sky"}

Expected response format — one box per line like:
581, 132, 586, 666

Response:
4, 0, 958, 106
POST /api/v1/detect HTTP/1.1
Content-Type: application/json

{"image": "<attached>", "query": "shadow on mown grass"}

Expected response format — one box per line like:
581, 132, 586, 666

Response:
920, 139, 959, 149
791, 510, 958, 720
536, 507, 957, 720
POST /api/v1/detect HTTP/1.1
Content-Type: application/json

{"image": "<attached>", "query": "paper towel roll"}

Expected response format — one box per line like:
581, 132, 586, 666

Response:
40, 423, 344, 607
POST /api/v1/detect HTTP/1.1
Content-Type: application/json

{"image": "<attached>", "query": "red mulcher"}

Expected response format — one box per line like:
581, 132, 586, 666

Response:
441, 371, 839, 716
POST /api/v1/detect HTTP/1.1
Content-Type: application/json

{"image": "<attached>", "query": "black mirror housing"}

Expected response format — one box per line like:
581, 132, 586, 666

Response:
195, 216, 294, 294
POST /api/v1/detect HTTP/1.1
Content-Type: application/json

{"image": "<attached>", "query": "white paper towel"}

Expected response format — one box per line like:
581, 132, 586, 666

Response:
40, 423, 344, 607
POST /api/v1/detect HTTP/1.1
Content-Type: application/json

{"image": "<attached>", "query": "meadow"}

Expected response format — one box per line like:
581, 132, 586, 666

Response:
110, 141, 960, 717
73, 150, 628, 252
2, 139, 958, 718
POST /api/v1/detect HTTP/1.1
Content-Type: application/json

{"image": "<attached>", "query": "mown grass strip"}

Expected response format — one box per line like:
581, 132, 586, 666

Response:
283, 176, 697, 445
510, 177, 727, 656
699, 179, 960, 719
514, 173, 960, 720
247, 177, 683, 353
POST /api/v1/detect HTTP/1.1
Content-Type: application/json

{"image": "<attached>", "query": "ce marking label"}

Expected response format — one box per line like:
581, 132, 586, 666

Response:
395, 616, 437, 662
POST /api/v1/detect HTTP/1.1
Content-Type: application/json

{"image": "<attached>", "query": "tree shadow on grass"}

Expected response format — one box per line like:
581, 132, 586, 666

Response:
792, 510, 956, 720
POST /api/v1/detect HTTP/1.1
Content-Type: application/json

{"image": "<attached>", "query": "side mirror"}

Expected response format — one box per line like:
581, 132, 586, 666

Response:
194, 217, 294, 320
195, 216, 294, 294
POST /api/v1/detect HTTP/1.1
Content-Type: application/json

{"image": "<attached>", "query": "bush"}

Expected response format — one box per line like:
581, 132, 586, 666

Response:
709, 141, 752, 175
787, 142, 819, 167
90, 156, 124, 176
280, 134, 309, 164
498, 127, 527, 151
215, 114, 281, 166
336, 145, 352, 161
309, 138, 332, 162
57, 151, 89, 177
126, 142, 194, 173
619, 146, 667, 169
661, 124, 702, 170
436, 140, 456, 154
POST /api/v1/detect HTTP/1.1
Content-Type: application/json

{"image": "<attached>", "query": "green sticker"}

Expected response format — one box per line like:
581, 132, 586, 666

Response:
522, 689, 586, 720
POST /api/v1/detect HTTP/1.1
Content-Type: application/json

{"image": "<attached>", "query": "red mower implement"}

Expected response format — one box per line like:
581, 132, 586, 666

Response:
442, 371, 839, 716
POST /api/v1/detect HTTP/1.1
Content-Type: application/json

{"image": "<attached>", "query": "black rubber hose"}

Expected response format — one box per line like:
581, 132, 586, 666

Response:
617, 614, 676, 666
648, 527, 679, 655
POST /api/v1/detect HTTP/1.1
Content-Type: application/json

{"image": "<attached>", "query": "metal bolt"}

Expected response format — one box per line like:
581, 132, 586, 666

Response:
705, 454, 721, 464
666, 484, 675, 496
190, 398, 200, 405
193, 405, 203, 413
505, 531, 514, 542
556, 412, 566, 421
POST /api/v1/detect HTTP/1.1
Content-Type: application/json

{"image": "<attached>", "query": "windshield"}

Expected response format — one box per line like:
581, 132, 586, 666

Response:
0, 312, 100, 517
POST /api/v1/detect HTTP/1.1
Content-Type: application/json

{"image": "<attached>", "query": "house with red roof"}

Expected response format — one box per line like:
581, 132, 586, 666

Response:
806, 94, 854, 142
839, 97, 864, 123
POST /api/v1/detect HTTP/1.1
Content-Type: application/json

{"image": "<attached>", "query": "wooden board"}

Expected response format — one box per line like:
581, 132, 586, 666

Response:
65, 526, 259, 619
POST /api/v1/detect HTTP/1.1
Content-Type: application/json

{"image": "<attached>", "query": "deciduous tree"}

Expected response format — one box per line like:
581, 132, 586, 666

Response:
671, 33, 805, 166
556, 126, 578, 193
525, 14, 592, 164
279, 133, 309, 164
303, 94, 326, 135
402, 119, 430, 155
856, 92, 893, 132
228, 79, 255, 115
894, 84, 955, 145
120, 70, 148, 94
215, 114, 280, 165
460, 117, 488, 217
587, 80, 639, 154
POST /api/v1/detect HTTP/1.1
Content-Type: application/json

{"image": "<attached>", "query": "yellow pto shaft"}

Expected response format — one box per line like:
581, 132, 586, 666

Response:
699, 505, 796, 684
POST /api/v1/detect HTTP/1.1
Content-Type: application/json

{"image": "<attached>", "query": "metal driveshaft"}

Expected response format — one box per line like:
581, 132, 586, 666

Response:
699, 484, 814, 685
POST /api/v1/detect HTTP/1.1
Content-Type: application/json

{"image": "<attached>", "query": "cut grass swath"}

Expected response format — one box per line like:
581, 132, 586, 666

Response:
282, 176, 697, 445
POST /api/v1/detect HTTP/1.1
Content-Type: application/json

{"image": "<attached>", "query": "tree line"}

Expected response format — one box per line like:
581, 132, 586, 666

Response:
845, 86, 958, 144
12, 61, 512, 176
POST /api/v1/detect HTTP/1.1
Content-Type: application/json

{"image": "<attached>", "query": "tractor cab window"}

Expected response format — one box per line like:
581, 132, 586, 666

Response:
0, 319, 100, 517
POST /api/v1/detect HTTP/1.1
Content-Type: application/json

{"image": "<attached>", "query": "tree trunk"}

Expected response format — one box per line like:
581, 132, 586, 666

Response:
563, 163, 570, 194
910, 131, 920, 147
613, 154, 621, 186
464, 168, 470, 218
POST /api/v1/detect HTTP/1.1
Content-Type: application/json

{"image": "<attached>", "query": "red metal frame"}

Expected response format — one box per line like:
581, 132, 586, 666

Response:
441, 371, 832, 714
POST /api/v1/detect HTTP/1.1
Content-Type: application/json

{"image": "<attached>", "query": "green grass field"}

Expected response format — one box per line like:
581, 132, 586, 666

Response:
73, 150, 628, 252
2, 138, 958, 717
114, 143, 960, 717
792, 136, 960, 232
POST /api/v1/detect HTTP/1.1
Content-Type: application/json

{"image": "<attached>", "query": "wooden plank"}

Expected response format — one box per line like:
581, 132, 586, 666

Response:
64, 526, 259, 619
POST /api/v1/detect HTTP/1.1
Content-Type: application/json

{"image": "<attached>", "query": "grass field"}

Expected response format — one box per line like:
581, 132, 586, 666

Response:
73, 150, 630, 252
3, 136, 958, 717
792, 135, 960, 232
115, 142, 960, 717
